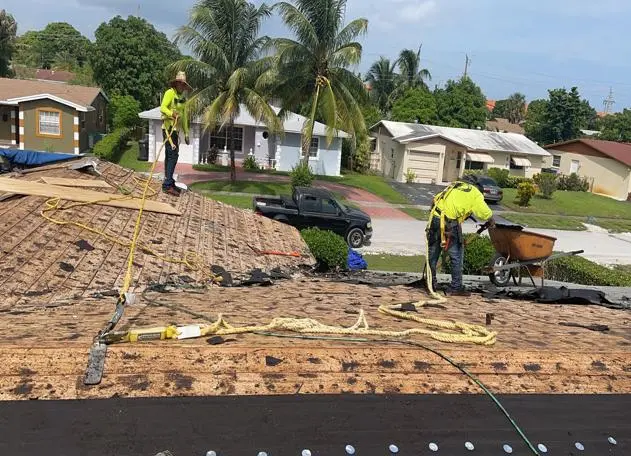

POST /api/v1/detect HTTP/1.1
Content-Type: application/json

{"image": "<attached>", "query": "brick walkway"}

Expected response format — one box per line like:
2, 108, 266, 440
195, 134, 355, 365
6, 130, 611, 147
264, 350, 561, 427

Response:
158, 163, 413, 219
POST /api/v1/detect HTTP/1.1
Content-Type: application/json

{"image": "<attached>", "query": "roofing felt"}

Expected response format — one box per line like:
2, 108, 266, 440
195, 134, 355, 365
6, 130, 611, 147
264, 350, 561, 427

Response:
546, 138, 631, 167
0, 77, 103, 108
139, 105, 350, 138
374, 120, 550, 156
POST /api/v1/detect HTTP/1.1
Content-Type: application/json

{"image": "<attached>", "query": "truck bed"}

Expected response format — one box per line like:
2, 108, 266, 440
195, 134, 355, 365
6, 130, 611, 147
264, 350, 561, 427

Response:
253, 195, 297, 212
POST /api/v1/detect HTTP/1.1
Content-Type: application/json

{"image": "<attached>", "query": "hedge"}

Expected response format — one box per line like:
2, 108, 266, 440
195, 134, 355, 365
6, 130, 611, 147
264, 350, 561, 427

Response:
93, 127, 132, 163
301, 227, 348, 271
441, 233, 495, 275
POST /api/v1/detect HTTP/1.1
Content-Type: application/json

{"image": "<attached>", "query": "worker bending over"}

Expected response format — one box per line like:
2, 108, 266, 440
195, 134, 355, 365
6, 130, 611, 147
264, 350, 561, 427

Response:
160, 71, 191, 196
426, 174, 495, 296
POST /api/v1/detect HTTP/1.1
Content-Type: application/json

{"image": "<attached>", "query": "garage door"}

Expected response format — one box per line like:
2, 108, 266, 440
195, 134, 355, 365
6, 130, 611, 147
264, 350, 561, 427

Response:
407, 150, 439, 181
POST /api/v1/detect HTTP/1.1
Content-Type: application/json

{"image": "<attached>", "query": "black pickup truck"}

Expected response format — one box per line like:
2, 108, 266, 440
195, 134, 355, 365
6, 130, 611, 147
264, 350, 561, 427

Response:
254, 187, 372, 248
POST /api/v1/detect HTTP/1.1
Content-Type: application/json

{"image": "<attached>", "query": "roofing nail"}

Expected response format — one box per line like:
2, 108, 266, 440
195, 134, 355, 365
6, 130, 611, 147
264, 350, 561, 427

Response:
388, 443, 399, 453
429, 442, 439, 452
537, 443, 548, 453
465, 441, 475, 451
575, 442, 585, 451
608, 436, 617, 445
345, 444, 356, 454
503, 444, 513, 454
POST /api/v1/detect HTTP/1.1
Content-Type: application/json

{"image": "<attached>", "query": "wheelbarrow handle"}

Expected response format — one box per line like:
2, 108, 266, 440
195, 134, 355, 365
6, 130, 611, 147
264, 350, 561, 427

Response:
476, 221, 491, 235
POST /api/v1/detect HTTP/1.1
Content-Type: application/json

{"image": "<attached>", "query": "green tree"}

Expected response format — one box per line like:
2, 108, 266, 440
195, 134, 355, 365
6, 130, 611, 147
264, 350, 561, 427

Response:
491, 99, 510, 119
267, 0, 369, 163
37, 22, 91, 69
0, 10, 17, 77
524, 87, 593, 145
12, 30, 39, 67
505, 92, 527, 124
390, 88, 437, 124
599, 109, 631, 142
434, 77, 487, 129
69, 63, 96, 86
173, 0, 281, 183
110, 95, 142, 129
90, 16, 181, 110
365, 57, 397, 114
396, 46, 431, 90
361, 103, 382, 130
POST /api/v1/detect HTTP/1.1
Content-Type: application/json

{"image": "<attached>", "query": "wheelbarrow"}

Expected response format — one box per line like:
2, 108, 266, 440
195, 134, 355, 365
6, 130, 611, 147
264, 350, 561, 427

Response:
477, 223, 584, 287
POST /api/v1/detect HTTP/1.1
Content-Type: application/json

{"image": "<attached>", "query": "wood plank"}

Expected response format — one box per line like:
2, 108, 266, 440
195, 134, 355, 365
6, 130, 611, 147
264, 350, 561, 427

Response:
40, 177, 112, 189
0, 177, 181, 216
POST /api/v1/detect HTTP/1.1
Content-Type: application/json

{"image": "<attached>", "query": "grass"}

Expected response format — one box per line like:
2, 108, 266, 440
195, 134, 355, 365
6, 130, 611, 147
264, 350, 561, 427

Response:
501, 188, 631, 219
116, 141, 150, 172
363, 254, 425, 273
400, 208, 430, 221
201, 192, 253, 209
317, 172, 409, 204
590, 218, 631, 233
501, 213, 587, 231
193, 163, 291, 175
190, 181, 293, 195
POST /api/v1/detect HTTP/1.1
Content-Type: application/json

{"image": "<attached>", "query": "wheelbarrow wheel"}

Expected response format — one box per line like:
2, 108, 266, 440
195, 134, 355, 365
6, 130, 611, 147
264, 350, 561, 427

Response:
489, 253, 511, 287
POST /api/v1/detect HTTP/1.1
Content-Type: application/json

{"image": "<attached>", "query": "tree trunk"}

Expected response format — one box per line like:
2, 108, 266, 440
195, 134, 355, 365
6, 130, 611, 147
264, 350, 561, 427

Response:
302, 83, 321, 166
229, 120, 236, 183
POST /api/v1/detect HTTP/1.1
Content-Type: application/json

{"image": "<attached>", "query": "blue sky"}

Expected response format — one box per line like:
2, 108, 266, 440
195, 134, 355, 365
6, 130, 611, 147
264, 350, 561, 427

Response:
6, 0, 631, 111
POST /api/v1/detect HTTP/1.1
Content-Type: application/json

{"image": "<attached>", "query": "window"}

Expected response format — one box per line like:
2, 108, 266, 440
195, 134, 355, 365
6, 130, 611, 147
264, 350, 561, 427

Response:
37, 109, 61, 137
209, 126, 243, 151
552, 155, 561, 168
302, 136, 319, 158
321, 198, 338, 215
301, 195, 320, 212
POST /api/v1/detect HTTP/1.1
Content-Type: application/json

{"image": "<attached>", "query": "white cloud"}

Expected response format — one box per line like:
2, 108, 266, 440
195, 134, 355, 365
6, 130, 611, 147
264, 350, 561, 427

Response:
396, 0, 437, 22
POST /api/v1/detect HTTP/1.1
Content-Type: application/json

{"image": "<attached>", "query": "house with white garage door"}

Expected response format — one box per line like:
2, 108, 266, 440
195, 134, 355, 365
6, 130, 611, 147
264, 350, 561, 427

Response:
139, 104, 347, 176
369, 120, 550, 184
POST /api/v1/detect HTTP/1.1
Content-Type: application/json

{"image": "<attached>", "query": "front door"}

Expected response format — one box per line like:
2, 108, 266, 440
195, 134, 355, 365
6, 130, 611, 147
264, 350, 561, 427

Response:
570, 160, 580, 174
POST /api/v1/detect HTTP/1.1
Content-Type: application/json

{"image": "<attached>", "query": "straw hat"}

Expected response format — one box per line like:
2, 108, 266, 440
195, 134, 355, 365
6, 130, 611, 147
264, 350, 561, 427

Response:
170, 71, 192, 91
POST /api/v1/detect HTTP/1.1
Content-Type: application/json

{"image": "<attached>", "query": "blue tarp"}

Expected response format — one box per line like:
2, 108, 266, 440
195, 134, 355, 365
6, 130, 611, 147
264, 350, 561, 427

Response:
0, 149, 80, 166
347, 249, 368, 271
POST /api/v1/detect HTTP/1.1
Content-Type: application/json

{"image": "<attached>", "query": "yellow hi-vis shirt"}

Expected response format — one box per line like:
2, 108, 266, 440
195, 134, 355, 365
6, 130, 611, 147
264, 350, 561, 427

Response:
160, 88, 190, 136
433, 182, 493, 223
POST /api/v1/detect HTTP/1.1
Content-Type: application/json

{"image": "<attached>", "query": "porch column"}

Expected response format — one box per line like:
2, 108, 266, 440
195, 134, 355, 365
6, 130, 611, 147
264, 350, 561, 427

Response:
148, 121, 156, 162
73, 116, 80, 154
192, 124, 201, 164
10, 108, 17, 145
18, 108, 24, 150
459, 149, 467, 177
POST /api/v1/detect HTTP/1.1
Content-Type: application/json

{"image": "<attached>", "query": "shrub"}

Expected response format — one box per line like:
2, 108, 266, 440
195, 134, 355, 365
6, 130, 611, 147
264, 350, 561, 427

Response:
405, 168, 416, 183
441, 234, 495, 275
290, 162, 314, 188
505, 175, 533, 188
208, 146, 219, 164
301, 227, 348, 271
243, 155, 259, 171
533, 172, 557, 199
93, 128, 131, 162
558, 173, 590, 192
110, 95, 141, 130
516, 181, 536, 206
487, 168, 510, 187
546, 256, 631, 287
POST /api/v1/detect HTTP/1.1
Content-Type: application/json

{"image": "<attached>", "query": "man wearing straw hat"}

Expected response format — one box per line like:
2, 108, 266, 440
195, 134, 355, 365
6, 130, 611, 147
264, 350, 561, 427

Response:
160, 71, 192, 196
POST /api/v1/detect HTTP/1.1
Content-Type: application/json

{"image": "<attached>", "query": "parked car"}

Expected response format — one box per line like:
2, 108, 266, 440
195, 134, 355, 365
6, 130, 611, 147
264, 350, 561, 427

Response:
478, 176, 503, 203
254, 187, 373, 248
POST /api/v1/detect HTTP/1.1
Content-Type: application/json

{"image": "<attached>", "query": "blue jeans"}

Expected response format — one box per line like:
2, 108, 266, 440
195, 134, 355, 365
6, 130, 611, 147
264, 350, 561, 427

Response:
427, 216, 464, 290
162, 129, 179, 190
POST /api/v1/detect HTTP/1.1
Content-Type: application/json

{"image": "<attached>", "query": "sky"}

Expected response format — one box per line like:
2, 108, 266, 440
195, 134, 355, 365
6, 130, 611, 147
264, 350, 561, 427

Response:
6, 0, 631, 111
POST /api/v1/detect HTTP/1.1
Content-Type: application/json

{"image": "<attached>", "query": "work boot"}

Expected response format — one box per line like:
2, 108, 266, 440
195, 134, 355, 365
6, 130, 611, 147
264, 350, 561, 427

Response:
162, 186, 180, 197
445, 287, 471, 297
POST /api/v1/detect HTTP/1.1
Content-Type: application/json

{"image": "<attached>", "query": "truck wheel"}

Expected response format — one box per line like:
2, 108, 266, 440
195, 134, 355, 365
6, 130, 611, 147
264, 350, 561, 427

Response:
273, 215, 289, 224
346, 228, 364, 248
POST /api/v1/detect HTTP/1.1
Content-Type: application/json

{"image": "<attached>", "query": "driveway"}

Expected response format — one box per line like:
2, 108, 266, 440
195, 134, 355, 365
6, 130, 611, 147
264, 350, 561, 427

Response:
359, 218, 631, 265
390, 181, 506, 210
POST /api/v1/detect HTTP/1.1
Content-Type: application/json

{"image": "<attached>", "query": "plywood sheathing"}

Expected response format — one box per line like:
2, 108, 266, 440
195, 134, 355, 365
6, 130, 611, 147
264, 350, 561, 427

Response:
0, 160, 313, 308
0, 279, 629, 400
40, 177, 112, 188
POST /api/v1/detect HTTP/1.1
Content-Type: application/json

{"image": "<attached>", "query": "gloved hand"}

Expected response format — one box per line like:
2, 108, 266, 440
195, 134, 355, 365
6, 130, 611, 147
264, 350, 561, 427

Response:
185, 136, 190, 145
488, 217, 497, 228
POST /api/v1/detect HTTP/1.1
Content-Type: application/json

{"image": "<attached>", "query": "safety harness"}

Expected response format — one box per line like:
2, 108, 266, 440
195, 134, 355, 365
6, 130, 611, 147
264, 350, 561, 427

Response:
427, 181, 474, 249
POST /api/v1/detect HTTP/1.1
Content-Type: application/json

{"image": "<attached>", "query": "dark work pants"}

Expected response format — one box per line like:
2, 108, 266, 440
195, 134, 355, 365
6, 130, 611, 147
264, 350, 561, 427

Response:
162, 129, 179, 190
427, 216, 464, 290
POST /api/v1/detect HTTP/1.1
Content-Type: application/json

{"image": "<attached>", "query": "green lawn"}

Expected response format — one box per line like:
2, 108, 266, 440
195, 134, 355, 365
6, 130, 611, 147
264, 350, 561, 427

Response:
201, 192, 253, 209
190, 181, 293, 195
116, 141, 151, 172
590, 218, 631, 233
501, 213, 587, 231
192, 163, 290, 175
501, 188, 631, 219
317, 173, 409, 204
401, 208, 431, 221
363, 254, 425, 273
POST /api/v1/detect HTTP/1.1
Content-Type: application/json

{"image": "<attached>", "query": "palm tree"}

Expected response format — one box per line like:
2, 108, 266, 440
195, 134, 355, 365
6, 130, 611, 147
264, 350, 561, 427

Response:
397, 45, 432, 90
365, 57, 398, 114
506, 92, 527, 124
263, 0, 369, 164
0, 10, 17, 77
173, 0, 281, 182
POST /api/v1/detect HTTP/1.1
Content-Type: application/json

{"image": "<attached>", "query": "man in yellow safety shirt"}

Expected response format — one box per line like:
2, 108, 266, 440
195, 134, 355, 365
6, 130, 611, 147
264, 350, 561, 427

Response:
160, 71, 191, 196
426, 174, 496, 296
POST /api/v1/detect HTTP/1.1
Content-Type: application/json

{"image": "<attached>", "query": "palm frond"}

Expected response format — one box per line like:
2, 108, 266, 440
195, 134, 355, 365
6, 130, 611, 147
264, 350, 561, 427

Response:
274, 2, 319, 51
333, 18, 368, 51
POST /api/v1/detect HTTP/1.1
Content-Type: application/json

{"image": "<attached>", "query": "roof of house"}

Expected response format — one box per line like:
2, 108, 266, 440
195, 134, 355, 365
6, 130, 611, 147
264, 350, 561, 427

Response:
372, 120, 550, 156
139, 105, 350, 138
486, 118, 525, 135
485, 99, 496, 111
35, 69, 75, 83
546, 138, 631, 167
0, 77, 105, 111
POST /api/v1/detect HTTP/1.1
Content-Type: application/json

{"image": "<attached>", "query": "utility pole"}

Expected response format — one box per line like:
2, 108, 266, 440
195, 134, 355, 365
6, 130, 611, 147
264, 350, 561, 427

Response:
463, 54, 470, 78
603, 87, 615, 114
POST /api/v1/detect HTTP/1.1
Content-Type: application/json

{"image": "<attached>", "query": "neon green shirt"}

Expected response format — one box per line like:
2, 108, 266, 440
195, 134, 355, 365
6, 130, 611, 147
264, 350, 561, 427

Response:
434, 182, 493, 223
160, 88, 189, 136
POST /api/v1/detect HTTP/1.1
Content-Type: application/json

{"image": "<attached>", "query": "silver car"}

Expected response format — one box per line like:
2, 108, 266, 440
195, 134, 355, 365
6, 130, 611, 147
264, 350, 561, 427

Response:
478, 176, 503, 203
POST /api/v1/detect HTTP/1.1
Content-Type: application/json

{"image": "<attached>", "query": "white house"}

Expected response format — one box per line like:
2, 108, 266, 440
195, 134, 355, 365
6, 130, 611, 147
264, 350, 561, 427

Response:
369, 120, 550, 184
139, 105, 348, 176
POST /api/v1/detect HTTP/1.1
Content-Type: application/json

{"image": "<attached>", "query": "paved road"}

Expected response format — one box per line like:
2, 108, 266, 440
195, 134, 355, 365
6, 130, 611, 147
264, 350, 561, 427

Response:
360, 218, 631, 265
390, 181, 506, 210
